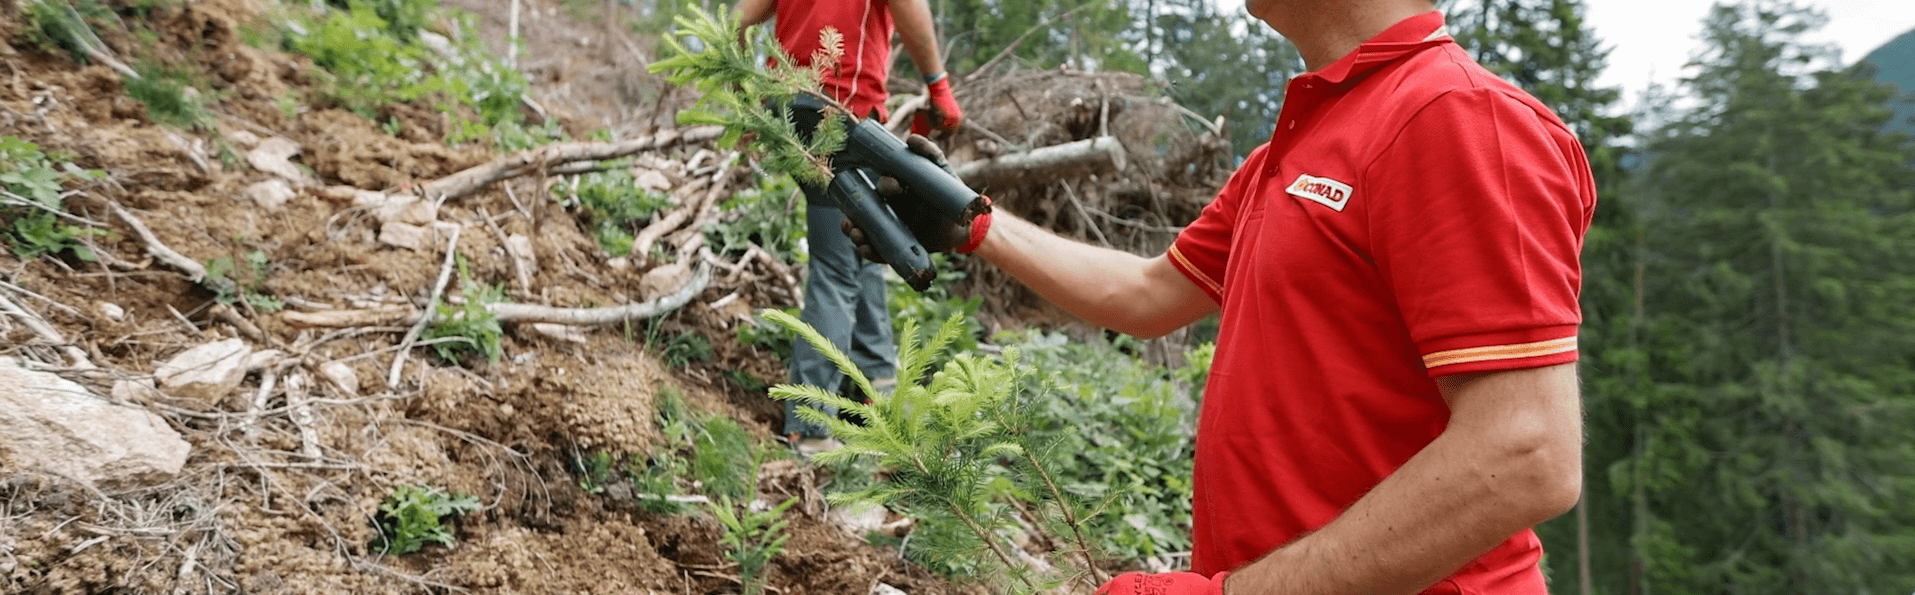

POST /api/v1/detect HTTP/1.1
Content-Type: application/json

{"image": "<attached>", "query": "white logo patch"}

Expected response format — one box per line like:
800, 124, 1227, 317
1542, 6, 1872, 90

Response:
1286, 174, 1353, 212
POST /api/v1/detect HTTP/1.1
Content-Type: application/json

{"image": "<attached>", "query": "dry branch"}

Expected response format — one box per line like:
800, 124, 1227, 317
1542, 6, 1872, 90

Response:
489, 262, 711, 325
387, 226, 463, 390
105, 199, 207, 282
632, 180, 719, 264
0, 293, 93, 368
952, 136, 1128, 191
421, 126, 724, 201
280, 306, 415, 328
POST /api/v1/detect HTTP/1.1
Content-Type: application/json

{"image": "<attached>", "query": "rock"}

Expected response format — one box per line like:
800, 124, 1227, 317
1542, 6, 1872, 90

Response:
97, 302, 124, 321
351, 190, 438, 226
244, 179, 295, 210
318, 361, 358, 396
0, 357, 191, 490
246, 137, 312, 185
378, 222, 430, 250
640, 262, 692, 297
634, 169, 672, 193
871, 583, 908, 595
154, 338, 253, 409
111, 378, 163, 404
223, 129, 260, 149
506, 234, 539, 277
830, 503, 888, 537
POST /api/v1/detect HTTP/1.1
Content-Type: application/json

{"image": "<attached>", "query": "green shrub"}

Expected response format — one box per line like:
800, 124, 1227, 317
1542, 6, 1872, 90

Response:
205, 250, 283, 313
0, 136, 104, 262
692, 416, 756, 502
372, 484, 480, 555
553, 166, 671, 256
705, 173, 805, 262
284, 0, 530, 140
422, 257, 506, 365
23, 0, 110, 64
1003, 330, 1210, 560
126, 61, 210, 128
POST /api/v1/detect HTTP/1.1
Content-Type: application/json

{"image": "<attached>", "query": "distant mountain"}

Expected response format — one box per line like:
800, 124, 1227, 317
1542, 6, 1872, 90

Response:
1862, 26, 1915, 139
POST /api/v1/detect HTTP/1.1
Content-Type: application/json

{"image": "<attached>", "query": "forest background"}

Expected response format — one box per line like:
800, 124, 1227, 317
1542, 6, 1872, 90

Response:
724, 0, 1915, 591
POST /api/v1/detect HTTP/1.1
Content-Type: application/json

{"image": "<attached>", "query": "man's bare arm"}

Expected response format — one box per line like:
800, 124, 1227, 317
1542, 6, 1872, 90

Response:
972, 213, 1216, 338
1222, 362, 1584, 595
888, 0, 944, 78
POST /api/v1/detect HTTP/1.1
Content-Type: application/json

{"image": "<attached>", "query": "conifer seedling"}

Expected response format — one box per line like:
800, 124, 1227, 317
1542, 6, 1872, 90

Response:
764, 309, 1113, 592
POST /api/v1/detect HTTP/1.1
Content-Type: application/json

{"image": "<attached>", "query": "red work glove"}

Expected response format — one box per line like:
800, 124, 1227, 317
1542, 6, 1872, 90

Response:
911, 75, 963, 135
1096, 571, 1230, 595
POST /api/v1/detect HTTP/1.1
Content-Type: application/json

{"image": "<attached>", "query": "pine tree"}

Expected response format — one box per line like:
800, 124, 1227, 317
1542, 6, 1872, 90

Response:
1626, 2, 1915, 592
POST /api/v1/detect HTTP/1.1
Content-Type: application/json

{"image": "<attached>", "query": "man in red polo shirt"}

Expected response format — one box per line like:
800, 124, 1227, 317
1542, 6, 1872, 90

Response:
734, 0, 962, 452
865, 0, 1593, 592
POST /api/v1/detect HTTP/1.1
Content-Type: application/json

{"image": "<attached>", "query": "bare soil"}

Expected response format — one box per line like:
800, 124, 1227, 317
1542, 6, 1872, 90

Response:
0, 0, 960, 593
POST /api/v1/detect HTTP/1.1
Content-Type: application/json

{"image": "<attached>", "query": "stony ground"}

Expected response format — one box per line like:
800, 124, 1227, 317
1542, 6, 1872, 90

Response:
0, 0, 961, 593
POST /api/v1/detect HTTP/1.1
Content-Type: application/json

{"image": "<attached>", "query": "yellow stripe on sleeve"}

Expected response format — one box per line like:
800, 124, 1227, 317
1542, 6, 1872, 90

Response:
1167, 244, 1224, 297
1423, 336, 1578, 369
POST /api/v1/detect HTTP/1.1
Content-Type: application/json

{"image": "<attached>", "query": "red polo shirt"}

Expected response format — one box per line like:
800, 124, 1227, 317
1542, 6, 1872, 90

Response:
1166, 11, 1596, 594
773, 0, 893, 119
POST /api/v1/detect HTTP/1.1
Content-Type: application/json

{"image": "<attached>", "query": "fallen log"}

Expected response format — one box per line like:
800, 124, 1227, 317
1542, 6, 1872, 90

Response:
421, 126, 725, 201
952, 136, 1128, 191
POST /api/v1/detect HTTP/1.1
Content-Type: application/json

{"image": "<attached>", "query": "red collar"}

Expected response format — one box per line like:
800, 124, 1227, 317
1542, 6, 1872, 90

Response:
1305, 11, 1453, 85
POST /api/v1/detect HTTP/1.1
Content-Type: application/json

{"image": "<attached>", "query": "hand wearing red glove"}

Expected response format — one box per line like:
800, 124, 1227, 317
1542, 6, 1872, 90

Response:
1096, 571, 1231, 595
911, 74, 964, 135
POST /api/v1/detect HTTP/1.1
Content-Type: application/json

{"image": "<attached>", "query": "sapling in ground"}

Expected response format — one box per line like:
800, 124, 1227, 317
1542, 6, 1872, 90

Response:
764, 309, 1113, 592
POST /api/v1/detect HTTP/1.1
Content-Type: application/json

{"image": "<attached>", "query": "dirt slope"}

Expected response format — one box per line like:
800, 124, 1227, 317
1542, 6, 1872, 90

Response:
0, 0, 953, 593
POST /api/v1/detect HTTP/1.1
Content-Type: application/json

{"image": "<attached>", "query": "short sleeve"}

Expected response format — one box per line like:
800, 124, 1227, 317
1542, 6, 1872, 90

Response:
1169, 145, 1271, 305
1366, 89, 1596, 377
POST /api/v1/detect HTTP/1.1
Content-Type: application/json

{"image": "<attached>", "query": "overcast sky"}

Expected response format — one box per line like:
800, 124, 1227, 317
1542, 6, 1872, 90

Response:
1212, 0, 1915, 107
1586, 0, 1915, 106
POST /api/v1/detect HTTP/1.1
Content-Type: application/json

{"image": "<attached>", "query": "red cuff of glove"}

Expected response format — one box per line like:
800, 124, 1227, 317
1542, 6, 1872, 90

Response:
912, 77, 963, 135
957, 195, 992, 254
1095, 571, 1230, 595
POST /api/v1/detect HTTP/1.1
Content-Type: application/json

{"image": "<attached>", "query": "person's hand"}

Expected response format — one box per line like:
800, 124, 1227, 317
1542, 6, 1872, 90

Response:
843, 134, 991, 262
911, 75, 964, 135
1095, 571, 1230, 595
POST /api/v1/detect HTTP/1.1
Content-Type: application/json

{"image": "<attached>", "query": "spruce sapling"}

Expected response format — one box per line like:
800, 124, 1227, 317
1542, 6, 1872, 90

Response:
764, 309, 1113, 592
646, 6, 851, 186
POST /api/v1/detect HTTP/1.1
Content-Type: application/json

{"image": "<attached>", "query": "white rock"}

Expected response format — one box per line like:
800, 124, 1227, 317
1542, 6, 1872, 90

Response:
871, 583, 908, 595
640, 262, 692, 297
154, 338, 253, 409
352, 190, 438, 226
830, 503, 888, 537
635, 169, 673, 193
0, 357, 191, 490
379, 222, 430, 251
318, 361, 358, 396
244, 179, 295, 210
506, 234, 539, 277
223, 129, 260, 149
246, 137, 312, 185
97, 302, 125, 321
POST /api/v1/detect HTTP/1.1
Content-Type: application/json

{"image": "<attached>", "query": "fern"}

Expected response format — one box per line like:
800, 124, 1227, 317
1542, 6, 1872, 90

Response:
764, 310, 1108, 592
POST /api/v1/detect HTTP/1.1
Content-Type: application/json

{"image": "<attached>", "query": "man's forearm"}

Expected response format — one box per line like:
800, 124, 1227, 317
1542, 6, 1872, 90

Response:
890, 0, 944, 77
1224, 364, 1584, 595
973, 213, 1213, 338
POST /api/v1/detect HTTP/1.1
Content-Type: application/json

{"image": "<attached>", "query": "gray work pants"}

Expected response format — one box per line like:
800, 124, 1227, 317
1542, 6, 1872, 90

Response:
785, 199, 897, 438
